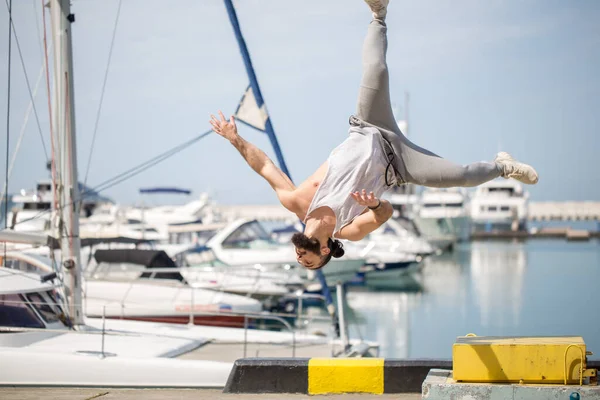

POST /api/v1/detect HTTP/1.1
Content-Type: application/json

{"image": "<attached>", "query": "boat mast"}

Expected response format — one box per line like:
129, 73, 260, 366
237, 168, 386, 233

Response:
49, 0, 83, 326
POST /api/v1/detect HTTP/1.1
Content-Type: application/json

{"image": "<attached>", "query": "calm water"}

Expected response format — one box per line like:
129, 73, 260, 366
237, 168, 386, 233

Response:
343, 239, 600, 360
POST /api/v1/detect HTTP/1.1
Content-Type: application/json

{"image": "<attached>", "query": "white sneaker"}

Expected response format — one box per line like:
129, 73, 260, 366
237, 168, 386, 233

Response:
494, 152, 539, 185
364, 0, 389, 20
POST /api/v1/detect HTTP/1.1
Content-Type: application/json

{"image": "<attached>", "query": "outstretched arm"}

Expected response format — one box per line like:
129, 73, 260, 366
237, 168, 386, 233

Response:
210, 111, 299, 212
336, 190, 393, 241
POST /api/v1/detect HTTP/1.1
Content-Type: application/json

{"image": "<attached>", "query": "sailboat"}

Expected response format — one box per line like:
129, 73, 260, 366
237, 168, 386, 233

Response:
0, 265, 233, 386
0, 0, 234, 386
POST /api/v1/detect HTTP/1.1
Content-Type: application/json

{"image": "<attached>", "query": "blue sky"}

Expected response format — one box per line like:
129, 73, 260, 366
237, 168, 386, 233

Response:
0, 0, 599, 206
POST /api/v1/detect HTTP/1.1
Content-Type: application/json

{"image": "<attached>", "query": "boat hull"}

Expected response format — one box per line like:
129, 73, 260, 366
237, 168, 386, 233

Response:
105, 314, 248, 328
357, 262, 423, 290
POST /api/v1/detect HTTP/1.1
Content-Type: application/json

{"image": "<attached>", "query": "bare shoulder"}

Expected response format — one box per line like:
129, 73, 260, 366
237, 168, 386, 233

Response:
278, 190, 304, 217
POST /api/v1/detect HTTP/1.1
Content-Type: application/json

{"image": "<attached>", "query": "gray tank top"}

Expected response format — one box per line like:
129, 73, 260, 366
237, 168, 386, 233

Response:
305, 126, 396, 237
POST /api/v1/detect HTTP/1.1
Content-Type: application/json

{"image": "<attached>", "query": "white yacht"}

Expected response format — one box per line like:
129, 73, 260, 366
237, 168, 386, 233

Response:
122, 190, 215, 240
384, 191, 456, 252
79, 203, 165, 242
269, 219, 426, 289
2, 249, 378, 356
0, 266, 233, 387
4, 251, 263, 328
417, 188, 471, 242
470, 179, 529, 232
7, 180, 113, 233
361, 218, 434, 257
7, 181, 53, 233
171, 218, 367, 285
85, 247, 299, 310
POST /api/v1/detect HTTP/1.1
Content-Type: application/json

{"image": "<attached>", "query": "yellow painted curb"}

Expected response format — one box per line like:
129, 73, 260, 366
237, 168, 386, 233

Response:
308, 358, 384, 395
453, 336, 590, 384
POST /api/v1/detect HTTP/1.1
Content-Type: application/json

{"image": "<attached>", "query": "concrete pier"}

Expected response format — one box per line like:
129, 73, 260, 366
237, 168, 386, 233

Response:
423, 369, 600, 400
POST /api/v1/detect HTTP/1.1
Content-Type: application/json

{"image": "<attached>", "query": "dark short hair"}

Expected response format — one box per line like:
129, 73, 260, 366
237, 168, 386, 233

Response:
291, 233, 345, 270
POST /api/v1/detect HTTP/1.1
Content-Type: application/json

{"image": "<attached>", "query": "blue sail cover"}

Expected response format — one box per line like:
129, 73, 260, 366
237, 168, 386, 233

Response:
139, 187, 192, 195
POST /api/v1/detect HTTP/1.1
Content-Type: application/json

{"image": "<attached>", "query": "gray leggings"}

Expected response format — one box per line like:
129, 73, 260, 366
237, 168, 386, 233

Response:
355, 20, 500, 188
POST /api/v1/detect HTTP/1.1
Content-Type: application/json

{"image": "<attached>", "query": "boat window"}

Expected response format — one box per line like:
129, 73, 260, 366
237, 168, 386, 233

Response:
222, 221, 276, 249
488, 206, 498, 212
488, 187, 515, 196
23, 202, 51, 210
37, 183, 52, 192
45, 290, 65, 318
382, 224, 395, 234
500, 206, 510, 211
0, 294, 44, 329
3, 258, 43, 274
198, 230, 216, 243
435, 218, 452, 234
131, 227, 158, 233
423, 203, 463, 208
25, 292, 61, 324
127, 219, 142, 224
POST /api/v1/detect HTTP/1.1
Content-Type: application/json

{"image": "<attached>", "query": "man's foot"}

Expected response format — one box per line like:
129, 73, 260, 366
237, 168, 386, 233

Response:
364, 0, 389, 20
494, 152, 539, 184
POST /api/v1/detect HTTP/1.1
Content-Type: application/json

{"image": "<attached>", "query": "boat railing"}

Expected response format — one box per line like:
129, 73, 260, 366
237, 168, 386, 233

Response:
84, 265, 333, 326
85, 263, 303, 286
81, 265, 351, 350
84, 265, 306, 304
1, 296, 353, 358
4, 262, 374, 358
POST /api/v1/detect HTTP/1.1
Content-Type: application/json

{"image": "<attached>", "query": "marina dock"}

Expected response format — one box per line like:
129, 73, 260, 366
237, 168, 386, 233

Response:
529, 201, 600, 222
0, 0, 598, 397
471, 227, 600, 240
3, 355, 597, 399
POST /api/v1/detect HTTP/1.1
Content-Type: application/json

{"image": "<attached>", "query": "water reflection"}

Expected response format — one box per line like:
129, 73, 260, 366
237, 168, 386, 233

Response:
343, 241, 528, 358
470, 241, 527, 328
346, 290, 411, 358
342, 240, 600, 359
421, 247, 469, 305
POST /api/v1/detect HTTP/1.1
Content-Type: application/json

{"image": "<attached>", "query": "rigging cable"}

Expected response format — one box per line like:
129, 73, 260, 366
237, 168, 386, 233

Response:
3, 0, 13, 267
83, 0, 123, 186
0, 1, 54, 218
31, 0, 44, 61
0, 63, 46, 213
9, 129, 213, 228
3, 0, 49, 162
90, 130, 212, 194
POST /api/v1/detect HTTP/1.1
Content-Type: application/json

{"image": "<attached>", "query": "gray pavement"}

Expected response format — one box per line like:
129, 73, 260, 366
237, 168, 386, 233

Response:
0, 388, 422, 399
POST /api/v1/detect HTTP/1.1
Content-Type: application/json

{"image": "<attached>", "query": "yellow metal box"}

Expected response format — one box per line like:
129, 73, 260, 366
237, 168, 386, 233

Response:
453, 335, 595, 384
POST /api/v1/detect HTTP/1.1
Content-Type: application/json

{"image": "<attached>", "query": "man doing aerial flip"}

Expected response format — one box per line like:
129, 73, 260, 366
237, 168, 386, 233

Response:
209, 0, 539, 271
